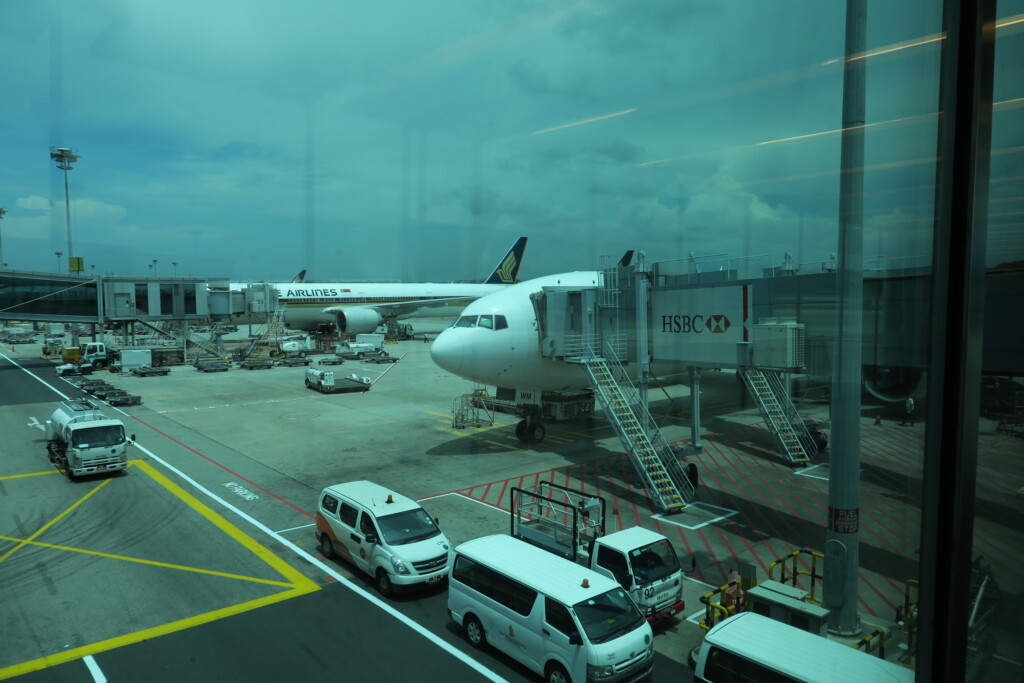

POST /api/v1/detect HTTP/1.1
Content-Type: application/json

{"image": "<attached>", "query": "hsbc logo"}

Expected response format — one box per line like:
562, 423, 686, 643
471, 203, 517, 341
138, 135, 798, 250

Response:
661, 314, 731, 334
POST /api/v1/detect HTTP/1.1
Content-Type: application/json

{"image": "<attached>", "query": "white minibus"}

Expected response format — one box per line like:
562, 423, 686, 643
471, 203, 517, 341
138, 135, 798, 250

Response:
692, 611, 914, 683
315, 481, 451, 596
447, 534, 654, 683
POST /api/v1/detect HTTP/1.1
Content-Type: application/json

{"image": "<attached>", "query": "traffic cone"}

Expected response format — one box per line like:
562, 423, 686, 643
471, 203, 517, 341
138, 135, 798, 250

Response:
874, 414, 882, 426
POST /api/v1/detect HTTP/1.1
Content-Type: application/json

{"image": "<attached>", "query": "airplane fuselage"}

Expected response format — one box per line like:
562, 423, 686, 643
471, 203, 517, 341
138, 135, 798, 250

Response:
429, 272, 602, 392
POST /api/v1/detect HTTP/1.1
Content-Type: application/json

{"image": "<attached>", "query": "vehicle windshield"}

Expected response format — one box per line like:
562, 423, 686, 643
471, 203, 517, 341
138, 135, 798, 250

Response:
71, 425, 125, 449
375, 508, 442, 545
630, 539, 681, 585
452, 315, 478, 328
572, 588, 645, 644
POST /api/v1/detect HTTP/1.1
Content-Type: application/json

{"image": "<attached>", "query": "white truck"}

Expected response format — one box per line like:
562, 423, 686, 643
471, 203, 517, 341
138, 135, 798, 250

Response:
511, 481, 692, 623
45, 400, 134, 477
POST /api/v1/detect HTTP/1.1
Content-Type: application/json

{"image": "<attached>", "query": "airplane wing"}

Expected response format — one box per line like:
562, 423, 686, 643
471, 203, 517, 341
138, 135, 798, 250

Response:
322, 296, 476, 319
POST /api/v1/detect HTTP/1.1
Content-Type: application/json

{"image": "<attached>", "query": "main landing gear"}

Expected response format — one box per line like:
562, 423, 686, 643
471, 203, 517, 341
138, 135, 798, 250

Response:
515, 407, 546, 443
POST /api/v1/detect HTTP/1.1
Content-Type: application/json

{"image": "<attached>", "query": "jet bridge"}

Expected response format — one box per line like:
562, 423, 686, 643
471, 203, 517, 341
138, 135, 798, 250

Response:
530, 257, 819, 512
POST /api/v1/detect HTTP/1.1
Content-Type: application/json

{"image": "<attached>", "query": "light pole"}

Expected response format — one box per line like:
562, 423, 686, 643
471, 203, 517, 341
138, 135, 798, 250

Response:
50, 147, 80, 271
0, 206, 6, 268
172, 261, 178, 276
55, 251, 63, 272
152, 259, 158, 276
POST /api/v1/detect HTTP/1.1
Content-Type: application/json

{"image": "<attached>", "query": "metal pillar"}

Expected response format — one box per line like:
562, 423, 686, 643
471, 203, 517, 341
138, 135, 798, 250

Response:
689, 367, 704, 453
824, 0, 866, 637
634, 253, 651, 414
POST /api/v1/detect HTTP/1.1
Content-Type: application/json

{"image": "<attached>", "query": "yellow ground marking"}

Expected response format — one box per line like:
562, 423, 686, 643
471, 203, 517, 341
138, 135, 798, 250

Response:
0, 459, 319, 680
0, 476, 114, 564
0, 535, 297, 587
1, 585, 314, 679
0, 469, 63, 481
436, 427, 526, 451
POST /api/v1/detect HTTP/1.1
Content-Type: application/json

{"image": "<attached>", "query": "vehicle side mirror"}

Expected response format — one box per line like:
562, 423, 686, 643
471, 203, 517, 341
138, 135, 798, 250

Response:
130, 434, 136, 442
365, 533, 379, 545
433, 517, 440, 525
569, 632, 583, 646
684, 554, 697, 573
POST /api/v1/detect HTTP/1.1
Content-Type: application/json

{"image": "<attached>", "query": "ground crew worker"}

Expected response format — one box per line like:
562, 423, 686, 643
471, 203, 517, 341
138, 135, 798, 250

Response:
900, 396, 916, 426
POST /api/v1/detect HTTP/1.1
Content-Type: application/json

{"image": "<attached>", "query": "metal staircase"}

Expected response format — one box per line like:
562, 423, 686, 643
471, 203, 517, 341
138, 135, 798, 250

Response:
131, 318, 222, 359
739, 368, 818, 465
580, 345, 695, 513
243, 305, 287, 361
187, 322, 225, 362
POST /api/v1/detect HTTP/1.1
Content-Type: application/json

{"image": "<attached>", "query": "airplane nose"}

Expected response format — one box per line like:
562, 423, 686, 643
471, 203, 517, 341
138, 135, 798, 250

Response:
430, 331, 463, 375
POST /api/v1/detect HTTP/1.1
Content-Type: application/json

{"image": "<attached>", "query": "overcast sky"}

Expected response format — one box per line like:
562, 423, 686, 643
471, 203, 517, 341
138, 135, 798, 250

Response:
0, 1, 1021, 282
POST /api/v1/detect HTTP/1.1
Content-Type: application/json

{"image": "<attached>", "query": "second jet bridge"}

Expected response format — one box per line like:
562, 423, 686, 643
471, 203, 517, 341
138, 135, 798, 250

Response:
531, 262, 817, 512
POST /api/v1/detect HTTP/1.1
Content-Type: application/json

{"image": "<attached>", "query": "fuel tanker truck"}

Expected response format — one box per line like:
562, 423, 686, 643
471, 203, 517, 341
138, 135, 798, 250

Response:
45, 400, 135, 477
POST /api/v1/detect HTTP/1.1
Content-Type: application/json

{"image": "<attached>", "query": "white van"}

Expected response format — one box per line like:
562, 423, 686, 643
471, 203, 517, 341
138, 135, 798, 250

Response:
692, 612, 914, 683
315, 481, 452, 596
448, 534, 654, 683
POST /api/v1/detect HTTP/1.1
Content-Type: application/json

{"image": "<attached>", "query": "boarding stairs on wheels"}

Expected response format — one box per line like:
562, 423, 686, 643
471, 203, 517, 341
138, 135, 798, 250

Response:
579, 345, 695, 513
242, 305, 288, 364
186, 322, 226, 362
739, 368, 817, 465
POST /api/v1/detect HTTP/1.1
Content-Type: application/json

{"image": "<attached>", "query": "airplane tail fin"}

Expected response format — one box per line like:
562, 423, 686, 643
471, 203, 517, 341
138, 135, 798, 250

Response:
483, 236, 528, 284
291, 269, 308, 283
617, 250, 635, 268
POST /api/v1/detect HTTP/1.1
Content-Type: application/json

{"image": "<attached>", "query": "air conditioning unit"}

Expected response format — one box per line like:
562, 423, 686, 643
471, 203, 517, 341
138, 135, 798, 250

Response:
751, 318, 805, 370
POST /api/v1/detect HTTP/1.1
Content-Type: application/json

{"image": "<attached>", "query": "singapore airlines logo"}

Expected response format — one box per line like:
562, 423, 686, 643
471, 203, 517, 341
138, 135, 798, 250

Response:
496, 251, 518, 283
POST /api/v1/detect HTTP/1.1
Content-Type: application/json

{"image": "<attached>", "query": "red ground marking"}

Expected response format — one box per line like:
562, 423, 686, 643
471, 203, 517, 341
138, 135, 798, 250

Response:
694, 525, 728, 583
130, 415, 313, 519
704, 439, 799, 572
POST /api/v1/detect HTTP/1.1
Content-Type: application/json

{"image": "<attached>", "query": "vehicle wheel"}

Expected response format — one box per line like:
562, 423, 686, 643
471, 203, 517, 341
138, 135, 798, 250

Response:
376, 569, 395, 597
463, 614, 486, 650
319, 533, 335, 559
299, 351, 307, 358
545, 663, 570, 683
515, 420, 528, 439
529, 423, 546, 443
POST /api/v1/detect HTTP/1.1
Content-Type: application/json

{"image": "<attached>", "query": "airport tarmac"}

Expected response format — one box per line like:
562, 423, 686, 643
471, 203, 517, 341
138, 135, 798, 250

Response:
1, 321, 1020, 681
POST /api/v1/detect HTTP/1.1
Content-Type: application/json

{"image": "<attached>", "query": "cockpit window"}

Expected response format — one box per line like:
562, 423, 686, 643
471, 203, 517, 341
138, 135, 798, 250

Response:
451, 314, 506, 330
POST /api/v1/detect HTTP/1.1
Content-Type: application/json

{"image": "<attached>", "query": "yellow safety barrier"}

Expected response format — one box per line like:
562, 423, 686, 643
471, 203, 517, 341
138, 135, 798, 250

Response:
767, 548, 825, 603
698, 577, 744, 631
854, 626, 887, 659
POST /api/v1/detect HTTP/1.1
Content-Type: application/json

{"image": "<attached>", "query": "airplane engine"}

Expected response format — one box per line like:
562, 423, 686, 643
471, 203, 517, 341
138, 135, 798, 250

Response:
334, 308, 383, 335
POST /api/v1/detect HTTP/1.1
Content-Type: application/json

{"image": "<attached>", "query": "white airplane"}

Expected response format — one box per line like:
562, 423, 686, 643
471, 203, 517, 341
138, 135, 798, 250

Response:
429, 251, 634, 442
233, 237, 527, 334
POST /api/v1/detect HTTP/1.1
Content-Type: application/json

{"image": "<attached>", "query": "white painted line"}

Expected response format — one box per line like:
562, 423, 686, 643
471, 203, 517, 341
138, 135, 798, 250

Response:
418, 491, 505, 514
685, 576, 719, 590
0, 352, 72, 399
796, 463, 831, 481
275, 522, 316, 534
120, 437, 505, 682
686, 608, 706, 625
654, 503, 739, 530
83, 655, 107, 682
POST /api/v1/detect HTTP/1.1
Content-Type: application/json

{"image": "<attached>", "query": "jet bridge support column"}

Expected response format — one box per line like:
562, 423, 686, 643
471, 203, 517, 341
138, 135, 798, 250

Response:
634, 253, 651, 414
685, 367, 704, 455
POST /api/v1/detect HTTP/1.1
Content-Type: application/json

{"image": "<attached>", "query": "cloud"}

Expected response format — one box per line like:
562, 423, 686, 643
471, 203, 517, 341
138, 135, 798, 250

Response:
16, 196, 51, 211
